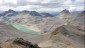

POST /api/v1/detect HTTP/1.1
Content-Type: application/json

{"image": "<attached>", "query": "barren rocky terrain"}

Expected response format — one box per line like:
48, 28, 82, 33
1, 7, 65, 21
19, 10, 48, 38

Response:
0, 10, 85, 48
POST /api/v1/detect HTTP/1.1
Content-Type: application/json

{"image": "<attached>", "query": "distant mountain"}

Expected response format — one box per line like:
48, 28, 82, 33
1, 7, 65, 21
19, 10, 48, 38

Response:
20, 10, 29, 13
58, 9, 71, 19
0, 9, 18, 16
0, 10, 4, 14
40, 13, 54, 17
28, 11, 41, 16
0, 10, 58, 17
18, 10, 41, 16
0, 10, 4, 16
77, 11, 85, 17
59, 9, 70, 15
71, 11, 81, 14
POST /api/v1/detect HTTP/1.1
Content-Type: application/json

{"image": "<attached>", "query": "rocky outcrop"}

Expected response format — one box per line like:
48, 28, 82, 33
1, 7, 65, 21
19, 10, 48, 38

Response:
0, 38, 40, 48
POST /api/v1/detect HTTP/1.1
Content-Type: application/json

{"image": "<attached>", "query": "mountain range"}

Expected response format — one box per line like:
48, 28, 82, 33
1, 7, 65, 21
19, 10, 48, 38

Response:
0, 9, 82, 17
0, 9, 84, 32
0, 9, 85, 48
0, 9, 55, 17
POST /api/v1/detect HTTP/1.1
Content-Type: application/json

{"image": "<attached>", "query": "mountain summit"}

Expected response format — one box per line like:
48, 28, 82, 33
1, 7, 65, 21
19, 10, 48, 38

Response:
19, 10, 41, 16
0, 9, 18, 16
58, 9, 71, 19
29, 11, 41, 16
60, 9, 70, 15
77, 11, 85, 17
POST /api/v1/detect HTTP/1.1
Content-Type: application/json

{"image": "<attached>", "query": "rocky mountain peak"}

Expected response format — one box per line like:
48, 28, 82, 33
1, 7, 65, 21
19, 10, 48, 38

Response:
5, 9, 17, 14
78, 11, 85, 17
80, 11, 85, 15
60, 9, 70, 14
28, 11, 41, 16
8, 9, 14, 12
21, 10, 29, 13
58, 9, 71, 19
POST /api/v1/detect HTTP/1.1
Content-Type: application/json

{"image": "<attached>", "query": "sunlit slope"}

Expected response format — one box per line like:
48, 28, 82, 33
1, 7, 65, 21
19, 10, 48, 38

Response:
38, 25, 85, 48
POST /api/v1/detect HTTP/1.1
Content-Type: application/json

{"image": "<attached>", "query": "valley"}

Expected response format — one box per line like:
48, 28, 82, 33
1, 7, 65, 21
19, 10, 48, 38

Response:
0, 9, 85, 48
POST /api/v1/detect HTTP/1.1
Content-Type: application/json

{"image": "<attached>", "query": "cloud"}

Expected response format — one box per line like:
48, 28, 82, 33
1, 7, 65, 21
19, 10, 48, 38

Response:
69, 5, 84, 11
75, 0, 84, 3
0, 0, 3, 5
0, 0, 84, 11
17, 0, 29, 6
4, 0, 17, 4
28, 0, 41, 3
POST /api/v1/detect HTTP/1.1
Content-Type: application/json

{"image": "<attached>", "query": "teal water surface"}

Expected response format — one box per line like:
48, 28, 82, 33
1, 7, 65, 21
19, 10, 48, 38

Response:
12, 23, 40, 34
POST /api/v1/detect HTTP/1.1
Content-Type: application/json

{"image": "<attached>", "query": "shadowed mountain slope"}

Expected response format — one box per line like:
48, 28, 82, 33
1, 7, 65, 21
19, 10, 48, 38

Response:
0, 38, 40, 48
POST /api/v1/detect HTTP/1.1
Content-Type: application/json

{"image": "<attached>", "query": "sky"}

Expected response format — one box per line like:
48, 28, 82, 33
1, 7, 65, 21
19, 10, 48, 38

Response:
0, 0, 84, 12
